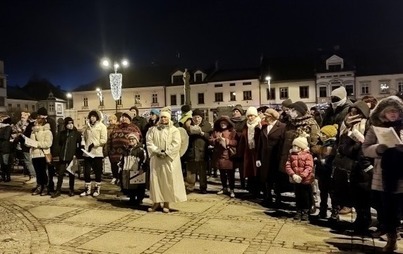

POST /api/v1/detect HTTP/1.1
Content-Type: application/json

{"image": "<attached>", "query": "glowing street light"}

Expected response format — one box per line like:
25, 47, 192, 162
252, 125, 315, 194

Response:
100, 58, 129, 101
96, 87, 103, 103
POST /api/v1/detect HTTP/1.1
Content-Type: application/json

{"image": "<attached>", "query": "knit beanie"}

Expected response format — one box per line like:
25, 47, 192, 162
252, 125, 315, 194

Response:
127, 132, 140, 143
264, 108, 280, 120
320, 124, 339, 138
233, 104, 244, 115
331, 86, 347, 100
37, 107, 48, 116
64, 117, 74, 126
290, 101, 308, 116
281, 99, 293, 108
192, 109, 204, 118
121, 112, 132, 121
245, 107, 258, 117
160, 106, 172, 120
150, 108, 160, 115
292, 136, 308, 150
181, 104, 191, 114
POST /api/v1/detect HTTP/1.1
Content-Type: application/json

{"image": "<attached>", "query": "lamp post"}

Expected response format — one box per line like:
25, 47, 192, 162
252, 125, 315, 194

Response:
265, 76, 271, 101
96, 87, 103, 104
66, 92, 72, 109
100, 58, 129, 112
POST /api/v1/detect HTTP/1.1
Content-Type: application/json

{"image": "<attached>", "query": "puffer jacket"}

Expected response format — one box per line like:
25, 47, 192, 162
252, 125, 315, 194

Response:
82, 110, 108, 158
186, 120, 212, 162
30, 123, 53, 158
362, 95, 403, 193
285, 151, 314, 185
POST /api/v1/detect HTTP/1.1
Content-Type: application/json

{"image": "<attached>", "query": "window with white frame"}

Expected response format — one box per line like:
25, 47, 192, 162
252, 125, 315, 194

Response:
152, 93, 158, 103
230, 92, 236, 101
180, 94, 185, 105
299, 86, 309, 99
379, 80, 391, 94
242, 82, 252, 86
49, 104, 54, 112
360, 82, 370, 95
319, 87, 327, 97
243, 91, 252, 100
266, 88, 275, 100
83, 97, 88, 107
198, 93, 204, 104
117, 98, 122, 106
397, 80, 403, 92
134, 94, 141, 104
345, 84, 354, 96
279, 87, 288, 99
215, 92, 223, 102
170, 95, 177, 105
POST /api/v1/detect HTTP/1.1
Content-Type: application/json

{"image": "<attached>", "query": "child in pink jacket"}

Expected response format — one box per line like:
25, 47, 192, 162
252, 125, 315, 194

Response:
285, 136, 314, 221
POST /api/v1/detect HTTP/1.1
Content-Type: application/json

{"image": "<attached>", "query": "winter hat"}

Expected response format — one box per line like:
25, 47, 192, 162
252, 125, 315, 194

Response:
88, 110, 100, 120
233, 104, 244, 115
121, 112, 132, 121
30, 112, 38, 120
290, 101, 308, 116
361, 95, 378, 110
292, 136, 308, 150
320, 124, 339, 138
281, 99, 293, 108
129, 106, 139, 115
257, 106, 268, 114
331, 86, 347, 100
64, 117, 74, 126
160, 106, 172, 120
181, 104, 191, 113
127, 132, 140, 143
150, 108, 160, 115
245, 107, 258, 117
264, 108, 280, 120
192, 109, 204, 118
37, 107, 48, 116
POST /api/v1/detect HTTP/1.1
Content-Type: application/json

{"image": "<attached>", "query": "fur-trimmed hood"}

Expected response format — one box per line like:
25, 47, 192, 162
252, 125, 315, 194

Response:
87, 110, 103, 122
370, 95, 403, 126
213, 116, 234, 131
350, 100, 370, 118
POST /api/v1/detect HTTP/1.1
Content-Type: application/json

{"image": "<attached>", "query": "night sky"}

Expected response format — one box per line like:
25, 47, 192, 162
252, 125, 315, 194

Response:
1, 0, 403, 91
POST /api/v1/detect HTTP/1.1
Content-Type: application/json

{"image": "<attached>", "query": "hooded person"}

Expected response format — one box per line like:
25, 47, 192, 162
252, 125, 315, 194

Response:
237, 107, 262, 196
279, 99, 293, 124
80, 110, 108, 197
322, 86, 353, 128
52, 117, 82, 198
179, 104, 193, 127
184, 108, 213, 194
209, 116, 238, 198
332, 100, 373, 226
146, 105, 187, 213
362, 95, 403, 252
0, 115, 12, 182
230, 104, 247, 189
129, 106, 147, 138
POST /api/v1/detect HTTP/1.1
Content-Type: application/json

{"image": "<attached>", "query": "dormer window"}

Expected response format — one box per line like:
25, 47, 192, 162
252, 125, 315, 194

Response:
195, 73, 203, 83
326, 55, 344, 71
172, 75, 182, 84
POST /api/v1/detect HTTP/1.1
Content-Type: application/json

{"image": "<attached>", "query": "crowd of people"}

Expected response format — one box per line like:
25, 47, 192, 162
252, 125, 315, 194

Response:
0, 87, 402, 252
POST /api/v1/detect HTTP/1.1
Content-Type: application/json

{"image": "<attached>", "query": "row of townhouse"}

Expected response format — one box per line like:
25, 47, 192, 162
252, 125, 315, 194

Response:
68, 54, 403, 128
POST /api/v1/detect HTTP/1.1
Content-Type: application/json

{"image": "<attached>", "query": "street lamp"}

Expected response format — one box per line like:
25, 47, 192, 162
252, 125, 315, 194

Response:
66, 93, 72, 109
100, 57, 129, 101
266, 76, 272, 100
96, 87, 103, 104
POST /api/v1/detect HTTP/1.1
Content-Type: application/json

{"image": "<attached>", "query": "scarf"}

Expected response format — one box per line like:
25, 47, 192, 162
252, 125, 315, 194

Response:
246, 117, 261, 149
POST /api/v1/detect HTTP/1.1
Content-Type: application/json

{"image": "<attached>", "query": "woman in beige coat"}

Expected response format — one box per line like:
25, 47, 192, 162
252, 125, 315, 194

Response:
29, 117, 53, 195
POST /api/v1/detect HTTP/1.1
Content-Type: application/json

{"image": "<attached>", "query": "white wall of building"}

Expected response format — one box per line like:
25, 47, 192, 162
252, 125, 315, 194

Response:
355, 74, 403, 100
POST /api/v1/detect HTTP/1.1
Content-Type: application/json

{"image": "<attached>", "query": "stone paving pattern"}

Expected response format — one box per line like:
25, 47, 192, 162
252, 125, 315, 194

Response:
0, 174, 402, 254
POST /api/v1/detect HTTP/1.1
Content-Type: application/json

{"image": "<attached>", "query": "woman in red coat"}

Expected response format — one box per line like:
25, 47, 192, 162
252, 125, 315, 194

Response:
209, 116, 237, 198
238, 107, 261, 196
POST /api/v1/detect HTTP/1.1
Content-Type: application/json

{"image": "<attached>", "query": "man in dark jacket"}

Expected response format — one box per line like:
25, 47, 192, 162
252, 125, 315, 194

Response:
52, 117, 82, 198
0, 116, 12, 182
230, 104, 246, 189
130, 106, 147, 139
185, 109, 212, 194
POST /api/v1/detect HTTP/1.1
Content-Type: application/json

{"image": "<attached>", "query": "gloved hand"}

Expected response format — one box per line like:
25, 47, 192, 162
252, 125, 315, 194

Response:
292, 174, 302, 183
156, 150, 166, 158
376, 144, 388, 155
256, 160, 261, 167
88, 143, 94, 152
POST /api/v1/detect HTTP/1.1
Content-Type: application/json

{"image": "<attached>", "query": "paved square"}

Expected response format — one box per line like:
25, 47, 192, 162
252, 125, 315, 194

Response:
170, 201, 215, 213
193, 218, 265, 238
126, 213, 191, 231
45, 224, 94, 245
79, 231, 165, 254
164, 238, 248, 254
64, 209, 131, 224
28, 206, 77, 219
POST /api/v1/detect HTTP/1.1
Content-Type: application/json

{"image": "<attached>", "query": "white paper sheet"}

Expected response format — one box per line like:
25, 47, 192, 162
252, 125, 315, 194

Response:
373, 126, 403, 148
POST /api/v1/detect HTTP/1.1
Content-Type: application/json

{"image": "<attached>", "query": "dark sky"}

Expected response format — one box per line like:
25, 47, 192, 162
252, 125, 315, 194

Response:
1, 0, 403, 91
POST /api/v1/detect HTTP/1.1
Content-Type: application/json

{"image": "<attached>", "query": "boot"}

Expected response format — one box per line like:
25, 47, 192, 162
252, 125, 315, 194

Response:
330, 208, 340, 221
301, 209, 310, 221
382, 232, 398, 252
32, 185, 43, 196
51, 191, 61, 198
80, 182, 91, 197
4, 164, 11, 182
92, 182, 101, 197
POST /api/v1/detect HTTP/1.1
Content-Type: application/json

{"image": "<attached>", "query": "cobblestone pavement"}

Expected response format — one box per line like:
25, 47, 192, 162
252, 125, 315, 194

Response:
0, 174, 402, 254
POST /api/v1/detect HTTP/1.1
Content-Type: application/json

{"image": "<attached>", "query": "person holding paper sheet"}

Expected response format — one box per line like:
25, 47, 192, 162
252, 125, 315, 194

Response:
362, 95, 403, 253
30, 117, 53, 195
80, 110, 107, 197
51, 117, 82, 198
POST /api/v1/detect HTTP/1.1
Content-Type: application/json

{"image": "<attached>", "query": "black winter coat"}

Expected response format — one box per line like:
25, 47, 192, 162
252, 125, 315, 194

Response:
0, 125, 12, 154
58, 128, 82, 162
